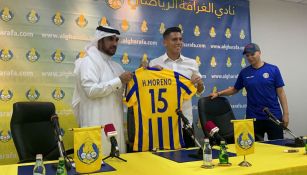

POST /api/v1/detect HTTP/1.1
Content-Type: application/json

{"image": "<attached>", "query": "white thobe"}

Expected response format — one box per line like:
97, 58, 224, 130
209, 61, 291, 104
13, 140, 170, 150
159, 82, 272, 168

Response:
72, 46, 126, 155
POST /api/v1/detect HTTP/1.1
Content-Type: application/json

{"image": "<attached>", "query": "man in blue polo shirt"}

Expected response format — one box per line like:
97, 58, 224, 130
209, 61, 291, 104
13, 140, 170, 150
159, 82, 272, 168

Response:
210, 43, 289, 141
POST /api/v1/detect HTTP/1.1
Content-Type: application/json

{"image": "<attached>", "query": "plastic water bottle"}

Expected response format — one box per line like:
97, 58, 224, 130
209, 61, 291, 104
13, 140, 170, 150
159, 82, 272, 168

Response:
218, 140, 229, 164
33, 154, 46, 175
203, 138, 213, 168
56, 157, 67, 175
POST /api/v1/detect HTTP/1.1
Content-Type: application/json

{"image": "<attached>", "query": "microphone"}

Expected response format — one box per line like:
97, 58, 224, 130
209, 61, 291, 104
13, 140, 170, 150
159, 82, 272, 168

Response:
104, 123, 119, 157
204, 120, 225, 145
263, 107, 284, 128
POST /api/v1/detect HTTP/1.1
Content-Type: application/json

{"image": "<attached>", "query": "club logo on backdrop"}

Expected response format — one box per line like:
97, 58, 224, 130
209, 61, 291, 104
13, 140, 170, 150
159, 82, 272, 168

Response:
225, 28, 231, 39
241, 58, 247, 68
26, 88, 40, 101
77, 138, 100, 164
52, 87, 65, 101
99, 16, 109, 26
210, 56, 217, 68
26, 48, 40, 62
106, 0, 124, 10
0, 130, 12, 143
242, 87, 247, 96
121, 52, 129, 65
141, 20, 148, 33
159, 23, 166, 34
0, 7, 14, 22
226, 57, 232, 68
76, 14, 88, 28
0, 89, 13, 102
209, 26, 216, 38
0, 48, 13, 61
240, 29, 246, 40
52, 11, 64, 26
51, 49, 65, 63
76, 51, 86, 59
26, 9, 40, 23
237, 132, 254, 150
263, 73, 269, 79
178, 24, 184, 33
194, 25, 200, 37
195, 56, 201, 67
121, 19, 129, 32
142, 53, 149, 64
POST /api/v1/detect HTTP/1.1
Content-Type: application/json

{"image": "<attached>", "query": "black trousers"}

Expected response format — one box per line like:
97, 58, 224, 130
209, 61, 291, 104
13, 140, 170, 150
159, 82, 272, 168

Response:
254, 120, 284, 141
182, 126, 196, 148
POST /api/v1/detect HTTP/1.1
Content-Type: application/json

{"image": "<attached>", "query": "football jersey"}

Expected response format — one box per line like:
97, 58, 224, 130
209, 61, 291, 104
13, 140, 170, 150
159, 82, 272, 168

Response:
125, 67, 197, 151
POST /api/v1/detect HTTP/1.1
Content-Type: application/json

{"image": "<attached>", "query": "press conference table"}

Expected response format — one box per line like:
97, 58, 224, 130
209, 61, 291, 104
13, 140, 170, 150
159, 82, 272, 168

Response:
1, 141, 307, 175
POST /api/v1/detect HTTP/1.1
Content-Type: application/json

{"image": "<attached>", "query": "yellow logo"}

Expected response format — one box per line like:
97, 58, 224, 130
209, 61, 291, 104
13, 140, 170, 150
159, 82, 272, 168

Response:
99, 16, 109, 26
159, 23, 166, 34
52, 87, 65, 101
0, 130, 12, 143
121, 19, 129, 32
241, 57, 246, 68
194, 25, 200, 37
121, 52, 129, 65
52, 11, 64, 26
26, 88, 40, 101
141, 20, 148, 33
209, 26, 216, 38
178, 24, 184, 33
142, 53, 149, 63
0, 89, 13, 102
225, 28, 231, 39
76, 50, 86, 59
77, 138, 100, 164
0, 7, 14, 22
26, 48, 40, 62
51, 49, 65, 63
242, 87, 247, 96
195, 56, 201, 66
26, 9, 40, 23
76, 14, 88, 28
210, 56, 217, 68
0, 48, 13, 61
226, 57, 232, 68
106, 0, 124, 10
240, 29, 246, 40
212, 86, 218, 93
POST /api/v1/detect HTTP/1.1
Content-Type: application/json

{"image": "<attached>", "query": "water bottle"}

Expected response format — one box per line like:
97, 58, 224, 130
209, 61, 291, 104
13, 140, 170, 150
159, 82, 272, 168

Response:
202, 138, 213, 168
56, 157, 67, 175
218, 140, 229, 164
33, 154, 46, 175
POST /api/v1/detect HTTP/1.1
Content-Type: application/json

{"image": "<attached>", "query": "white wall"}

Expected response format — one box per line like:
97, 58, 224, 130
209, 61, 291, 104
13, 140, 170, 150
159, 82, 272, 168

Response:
250, 0, 307, 136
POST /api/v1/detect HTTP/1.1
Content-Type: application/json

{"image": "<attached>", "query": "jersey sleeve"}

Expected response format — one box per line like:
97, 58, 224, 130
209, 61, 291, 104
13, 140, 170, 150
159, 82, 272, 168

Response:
274, 66, 285, 88
176, 72, 197, 100
234, 71, 244, 91
124, 75, 137, 107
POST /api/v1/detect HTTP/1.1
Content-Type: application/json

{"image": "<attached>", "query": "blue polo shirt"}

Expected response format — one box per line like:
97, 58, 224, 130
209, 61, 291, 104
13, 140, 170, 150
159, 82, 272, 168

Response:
234, 63, 285, 120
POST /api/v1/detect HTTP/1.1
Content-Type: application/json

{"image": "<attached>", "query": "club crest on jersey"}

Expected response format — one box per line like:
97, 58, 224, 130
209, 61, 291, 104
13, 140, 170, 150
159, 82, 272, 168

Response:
0, 89, 13, 102
26, 9, 40, 23
263, 73, 269, 79
0, 48, 13, 61
26, 48, 40, 62
77, 138, 100, 164
0, 7, 14, 22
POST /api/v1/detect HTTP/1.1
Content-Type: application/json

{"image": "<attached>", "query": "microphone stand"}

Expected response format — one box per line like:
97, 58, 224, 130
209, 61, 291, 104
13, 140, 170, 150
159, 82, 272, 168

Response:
102, 144, 127, 162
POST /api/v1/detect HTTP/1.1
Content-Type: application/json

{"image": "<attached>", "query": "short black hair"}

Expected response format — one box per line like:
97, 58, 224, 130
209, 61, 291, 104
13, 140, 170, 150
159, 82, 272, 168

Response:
163, 27, 182, 39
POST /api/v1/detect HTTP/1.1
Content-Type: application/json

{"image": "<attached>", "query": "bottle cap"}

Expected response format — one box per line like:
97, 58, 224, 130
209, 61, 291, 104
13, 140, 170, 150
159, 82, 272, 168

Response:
204, 138, 209, 142
36, 154, 43, 160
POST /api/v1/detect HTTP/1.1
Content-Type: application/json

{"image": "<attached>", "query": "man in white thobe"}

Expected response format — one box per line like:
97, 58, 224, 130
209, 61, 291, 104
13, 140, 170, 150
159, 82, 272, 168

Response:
72, 26, 133, 155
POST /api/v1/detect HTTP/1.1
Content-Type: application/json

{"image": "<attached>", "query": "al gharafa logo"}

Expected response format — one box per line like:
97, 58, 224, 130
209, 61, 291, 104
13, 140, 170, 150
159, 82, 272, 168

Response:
26, 48, 40, 62
26, 88, 40, 101
26, 9, 40, 23
106, 0, 124, 10
52, 11, 64, 26
0, 89, 13, 102
52, 87, 65, 101
0, 48, 13, 61
0, 130, 12, 143
77, 138, 100, 164
0, 7, 14, 22
51, 49, 65, 63
237, 132, 254, 150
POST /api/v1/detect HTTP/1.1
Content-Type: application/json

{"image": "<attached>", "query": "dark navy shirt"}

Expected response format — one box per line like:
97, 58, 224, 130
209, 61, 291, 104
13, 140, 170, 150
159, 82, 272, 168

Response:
234, 63, 285, 120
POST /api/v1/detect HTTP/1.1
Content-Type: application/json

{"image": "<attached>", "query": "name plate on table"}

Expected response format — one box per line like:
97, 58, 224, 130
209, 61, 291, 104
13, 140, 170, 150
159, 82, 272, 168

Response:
18, 162, 116, 175
153, 149, 236, 163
